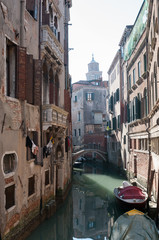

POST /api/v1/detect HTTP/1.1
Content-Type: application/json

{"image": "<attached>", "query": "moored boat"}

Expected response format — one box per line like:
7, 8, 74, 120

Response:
114, 182, 148, 210
110, 209, 159, 240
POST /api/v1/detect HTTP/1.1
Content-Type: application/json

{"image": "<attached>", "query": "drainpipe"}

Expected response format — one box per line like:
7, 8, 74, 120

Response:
20, 0, 25, 47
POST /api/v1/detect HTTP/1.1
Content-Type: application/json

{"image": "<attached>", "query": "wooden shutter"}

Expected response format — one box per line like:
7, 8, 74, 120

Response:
114, 92, 116, 104
26, 55, 34, 104
16, 46, 26, 100
33, 60, 42, 106
127, 103, 130, 123
141, 97, 144, 118
111, 95, 113, 111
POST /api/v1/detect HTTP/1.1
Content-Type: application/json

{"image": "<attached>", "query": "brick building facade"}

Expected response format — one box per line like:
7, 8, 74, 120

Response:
0, 0, 72, 239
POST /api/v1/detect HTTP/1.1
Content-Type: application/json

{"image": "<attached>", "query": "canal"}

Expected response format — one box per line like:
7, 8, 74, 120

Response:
26, 161, 127, 240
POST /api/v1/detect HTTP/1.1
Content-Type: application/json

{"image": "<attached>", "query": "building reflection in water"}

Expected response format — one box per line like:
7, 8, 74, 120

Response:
73, 179, 117, 240
27, 162, 124, 240
26, 190, 73, 240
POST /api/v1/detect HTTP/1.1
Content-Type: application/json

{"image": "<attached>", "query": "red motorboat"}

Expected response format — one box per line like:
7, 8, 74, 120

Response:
114, 182, 148, 210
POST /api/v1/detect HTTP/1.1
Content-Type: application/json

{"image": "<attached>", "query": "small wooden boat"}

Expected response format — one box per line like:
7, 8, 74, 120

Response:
110, 209, 159, 240
114, 182, 148, 210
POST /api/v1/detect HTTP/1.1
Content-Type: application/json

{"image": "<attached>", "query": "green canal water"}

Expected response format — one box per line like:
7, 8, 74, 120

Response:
26, 162, 127, 240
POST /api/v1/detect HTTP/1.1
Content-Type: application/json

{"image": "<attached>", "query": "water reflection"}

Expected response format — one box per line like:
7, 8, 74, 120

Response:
27, 162, 126, 240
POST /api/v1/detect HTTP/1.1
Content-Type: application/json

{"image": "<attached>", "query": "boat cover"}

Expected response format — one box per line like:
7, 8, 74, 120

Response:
110, 211, 159, 240
118, 186, 145, 199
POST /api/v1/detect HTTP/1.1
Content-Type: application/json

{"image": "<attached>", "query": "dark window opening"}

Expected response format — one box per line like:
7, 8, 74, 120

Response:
28, 175, 35, 196
45, 170, 50, 186
6, 39, 16, 98
5, 184, 15, 210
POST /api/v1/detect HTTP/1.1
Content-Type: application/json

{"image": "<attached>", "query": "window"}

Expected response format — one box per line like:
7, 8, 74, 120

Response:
75, 218, 79, 225
133, 68, 135, 85
112, 117, 116, 130
26, 131, 38, 160
28, 175, 35, 196
45, 170, 50, 186
88, 220, 95, 229
124, 135, 126, 144
78, 129, 81, 136
130, 139, 132, 149
5, 184, 15, 210
86, 93, 94, 101
128, 74, 131, 89
109, 95, 113, 112
138, 139, 141, 150
74, 129, 76, 137
116, 88, 119, 102
79, 199, 82, 210
75, 96, 77, 102
6, 39, 16, 97
3, 153, 17, 174
78, 112, 81, 121
144, 53, 147, 72
144, 88, 148, 117
117, 115, 120, 129
134, 139, 136, 149
145, 139, 148, 151
138, 61, 141, 78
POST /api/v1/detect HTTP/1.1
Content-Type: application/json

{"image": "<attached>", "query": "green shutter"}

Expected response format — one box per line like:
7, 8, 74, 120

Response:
127, 103, 130, 123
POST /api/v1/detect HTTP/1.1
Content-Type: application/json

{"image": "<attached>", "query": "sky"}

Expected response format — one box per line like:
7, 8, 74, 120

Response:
69, 0, 144, 83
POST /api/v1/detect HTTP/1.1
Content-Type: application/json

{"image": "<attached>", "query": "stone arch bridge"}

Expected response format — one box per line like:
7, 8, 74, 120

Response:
72, 145, 107, 163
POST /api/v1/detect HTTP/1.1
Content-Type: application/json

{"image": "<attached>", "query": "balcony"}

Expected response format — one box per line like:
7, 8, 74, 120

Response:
42, 104, 68, 130
136, 77, 143, 85
41, 25, 64, 64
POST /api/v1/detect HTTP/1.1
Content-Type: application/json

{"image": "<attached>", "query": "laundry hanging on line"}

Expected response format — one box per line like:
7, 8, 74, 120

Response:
26, 136, 39, 156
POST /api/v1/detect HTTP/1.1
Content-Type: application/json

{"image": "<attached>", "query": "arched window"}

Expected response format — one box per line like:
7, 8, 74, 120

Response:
154, 62, 158, 102
49, 68, 54, 104
43, 62, 49, 104
55, 74, 59, 106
